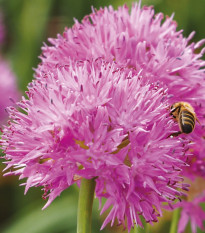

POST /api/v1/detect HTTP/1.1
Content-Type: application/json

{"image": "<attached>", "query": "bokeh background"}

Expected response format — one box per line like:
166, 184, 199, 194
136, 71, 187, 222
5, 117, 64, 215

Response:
0, 0, 204, 232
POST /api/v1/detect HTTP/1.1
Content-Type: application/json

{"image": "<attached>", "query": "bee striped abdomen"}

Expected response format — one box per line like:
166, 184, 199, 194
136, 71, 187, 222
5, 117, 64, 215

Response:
180, 110, 195, 134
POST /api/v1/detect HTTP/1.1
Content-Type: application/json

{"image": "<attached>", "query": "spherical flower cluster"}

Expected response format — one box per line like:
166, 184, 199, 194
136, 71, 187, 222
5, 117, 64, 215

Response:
37, 2, 205, 174
36, 3, 205, 230
38, 2, 205, 111
2, 60, 189, 230
1, 2, 205, 232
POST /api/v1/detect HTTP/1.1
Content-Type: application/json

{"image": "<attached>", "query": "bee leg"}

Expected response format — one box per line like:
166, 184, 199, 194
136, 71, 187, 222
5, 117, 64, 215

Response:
196, 117, 201, 125
167, 131, 182, 138
170, 106, 180, 116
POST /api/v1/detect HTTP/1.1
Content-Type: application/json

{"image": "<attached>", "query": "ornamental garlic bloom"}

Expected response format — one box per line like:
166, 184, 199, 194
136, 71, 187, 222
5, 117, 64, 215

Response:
1, 60, 189, 230
0, 59, 19, 122
2, 1, 205, 232
174, 193, 205, 233
37, 2, 205, 175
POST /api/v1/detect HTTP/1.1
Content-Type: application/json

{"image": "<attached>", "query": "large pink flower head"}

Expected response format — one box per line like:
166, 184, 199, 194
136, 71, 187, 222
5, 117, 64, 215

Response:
0, 59, 19, 122
1, 60, 189, 230
37, 2, 205, 176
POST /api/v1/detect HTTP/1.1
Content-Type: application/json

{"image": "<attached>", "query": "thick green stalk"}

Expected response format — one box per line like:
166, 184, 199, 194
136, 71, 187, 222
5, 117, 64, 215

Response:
130, 217, 148, 233
130, 226, 141, 233
130, 225, 147, 233
77, 178, 96, 233
145, 223, 150, 233
169, 208, 180, 233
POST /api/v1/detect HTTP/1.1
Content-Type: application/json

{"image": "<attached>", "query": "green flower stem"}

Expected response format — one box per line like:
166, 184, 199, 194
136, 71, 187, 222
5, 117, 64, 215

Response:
130, 218, 148, 233
131, 226, 141, 233
145, 223, 150, 233
77, 178, 96, 233
130, 226, 147, 233
169, 208, 180, 233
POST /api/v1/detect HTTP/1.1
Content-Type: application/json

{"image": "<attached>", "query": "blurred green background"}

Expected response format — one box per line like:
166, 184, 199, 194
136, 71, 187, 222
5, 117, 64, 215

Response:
0, 0, 204, 233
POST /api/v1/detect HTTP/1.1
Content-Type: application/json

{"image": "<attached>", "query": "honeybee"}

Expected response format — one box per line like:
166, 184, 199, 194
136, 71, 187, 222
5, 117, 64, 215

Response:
170, 102, 199, 136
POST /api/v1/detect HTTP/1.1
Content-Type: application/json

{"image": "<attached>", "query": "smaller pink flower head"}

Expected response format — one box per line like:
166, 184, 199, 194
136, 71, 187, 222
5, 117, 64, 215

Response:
174, 193, 205, 233
37, 1, 205, 112
0, 59, 19, 122
181, 131, 205, 180
1, 60, 190, 230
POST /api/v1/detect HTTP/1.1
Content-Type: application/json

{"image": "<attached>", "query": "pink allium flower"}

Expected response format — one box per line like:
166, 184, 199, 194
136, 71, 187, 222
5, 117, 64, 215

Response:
0, 59, 19, 122
37, 6, 205, 231
1, 60, 189, 230
174, 193, 205, 233
1, 1, 205, 232
36, 2, 205, 177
